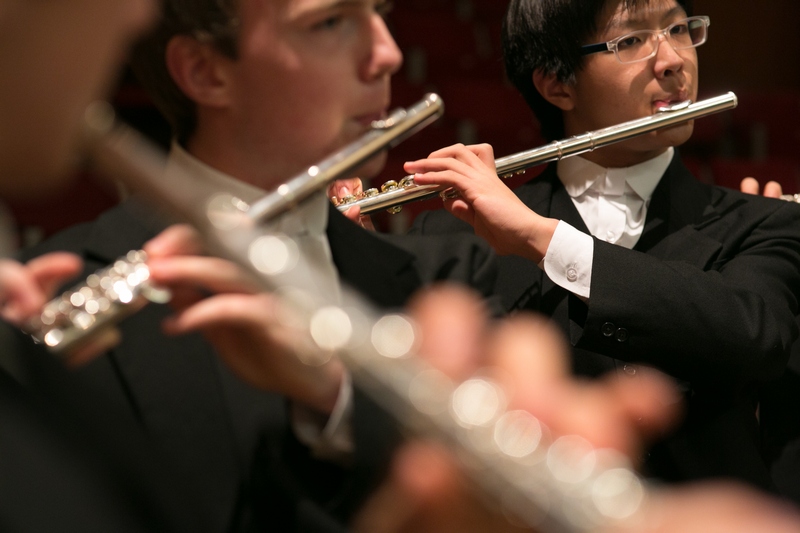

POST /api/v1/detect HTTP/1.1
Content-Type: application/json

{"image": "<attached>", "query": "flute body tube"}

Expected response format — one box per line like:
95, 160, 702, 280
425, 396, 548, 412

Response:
337, 92, 739, 215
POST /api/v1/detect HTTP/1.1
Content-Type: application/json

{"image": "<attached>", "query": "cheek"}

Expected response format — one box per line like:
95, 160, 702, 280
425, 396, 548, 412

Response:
242, 87, 350, 171
354, 151, 388, 181
290, 84, 351, 151
233, 53, 357, 166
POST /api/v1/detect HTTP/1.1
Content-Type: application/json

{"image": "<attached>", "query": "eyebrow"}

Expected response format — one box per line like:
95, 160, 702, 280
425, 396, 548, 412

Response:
291, 0, 369, 16
608, 5, 687, 31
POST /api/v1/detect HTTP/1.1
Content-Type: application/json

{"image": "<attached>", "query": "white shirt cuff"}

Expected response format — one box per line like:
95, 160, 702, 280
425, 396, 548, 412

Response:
539, 220, 594, 299
290, 371, 354, 464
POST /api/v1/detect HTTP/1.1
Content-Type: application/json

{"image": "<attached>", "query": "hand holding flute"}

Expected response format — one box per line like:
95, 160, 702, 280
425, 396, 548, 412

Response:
0, 252, 128, 366
405, 143, 560, 263
328, 177, 376, 230
0, 253, 82, 327
142, 224, 346, 415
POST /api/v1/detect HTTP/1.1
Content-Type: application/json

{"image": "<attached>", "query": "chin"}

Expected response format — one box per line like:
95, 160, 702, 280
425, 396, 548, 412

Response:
350, 151, 388, 181
660, 121, 695, 148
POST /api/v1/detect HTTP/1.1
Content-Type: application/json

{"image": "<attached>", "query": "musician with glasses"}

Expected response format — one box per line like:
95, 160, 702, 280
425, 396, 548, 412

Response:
409, 0, 800, 491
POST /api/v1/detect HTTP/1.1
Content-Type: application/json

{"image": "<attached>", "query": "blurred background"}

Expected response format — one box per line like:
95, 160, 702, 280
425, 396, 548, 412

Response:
12, 0, 800, 239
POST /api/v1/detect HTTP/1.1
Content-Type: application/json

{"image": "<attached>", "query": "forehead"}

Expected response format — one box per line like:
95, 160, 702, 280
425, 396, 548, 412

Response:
599, 0, 685, 32
282, 0, 339, 16
251, 0, 366, 20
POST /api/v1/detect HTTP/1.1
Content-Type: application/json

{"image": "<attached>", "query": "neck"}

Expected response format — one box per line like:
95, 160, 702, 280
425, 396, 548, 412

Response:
579, 143, 672, 168
186, 112, 283, 191
561, 116, 693, 169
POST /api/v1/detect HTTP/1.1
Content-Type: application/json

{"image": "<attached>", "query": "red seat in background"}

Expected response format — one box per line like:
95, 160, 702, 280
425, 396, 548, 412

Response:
728, 90, 800, 161
710, 157, 800, 194
388, 11, 504, 83
7, 171, 120, 248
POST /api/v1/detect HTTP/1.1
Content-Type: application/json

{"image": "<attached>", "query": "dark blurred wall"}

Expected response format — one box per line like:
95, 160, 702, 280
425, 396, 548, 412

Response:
697, 0, 800, 93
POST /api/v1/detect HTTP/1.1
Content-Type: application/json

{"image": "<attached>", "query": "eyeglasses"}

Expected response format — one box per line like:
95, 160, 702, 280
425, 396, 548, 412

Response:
580, 16, 710, 64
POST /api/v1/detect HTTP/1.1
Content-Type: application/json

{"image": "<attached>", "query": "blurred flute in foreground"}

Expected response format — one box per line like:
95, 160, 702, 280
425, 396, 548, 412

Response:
62, 100, 656, 533
336, 91, 738, 215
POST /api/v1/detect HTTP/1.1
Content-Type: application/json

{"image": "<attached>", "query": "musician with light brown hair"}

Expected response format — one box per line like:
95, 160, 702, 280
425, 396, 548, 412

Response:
409, 0, 800, 494
11, 0, 500, 529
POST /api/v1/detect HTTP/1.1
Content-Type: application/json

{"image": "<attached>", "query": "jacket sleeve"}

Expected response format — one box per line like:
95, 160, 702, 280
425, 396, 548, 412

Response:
579, 199, 800, 387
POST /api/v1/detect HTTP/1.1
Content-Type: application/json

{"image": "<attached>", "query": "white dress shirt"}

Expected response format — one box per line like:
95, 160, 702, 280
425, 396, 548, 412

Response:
540, 148, 673, 299
167, 145, 354, 460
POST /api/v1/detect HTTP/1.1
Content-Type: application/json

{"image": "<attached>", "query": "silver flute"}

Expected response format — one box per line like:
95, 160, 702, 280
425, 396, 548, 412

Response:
67, 100, 656, 533
26, 94, 444, 355
247, 93, 444, 223
337, 91, 739, 215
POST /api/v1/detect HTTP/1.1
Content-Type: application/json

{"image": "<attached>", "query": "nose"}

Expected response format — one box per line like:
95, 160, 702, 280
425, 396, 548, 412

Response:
362, 13, 403, 81
652, 33, 686, 80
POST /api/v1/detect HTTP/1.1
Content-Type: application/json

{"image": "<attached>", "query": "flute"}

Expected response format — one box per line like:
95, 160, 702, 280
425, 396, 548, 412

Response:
26, 94, 444, 355
336, 92, 739, 215
69, 100, 654, 533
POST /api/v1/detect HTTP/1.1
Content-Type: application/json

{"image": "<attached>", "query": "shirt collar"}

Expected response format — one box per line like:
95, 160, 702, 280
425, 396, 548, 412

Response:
167, 142, 329, 236
557, 147, 673, 201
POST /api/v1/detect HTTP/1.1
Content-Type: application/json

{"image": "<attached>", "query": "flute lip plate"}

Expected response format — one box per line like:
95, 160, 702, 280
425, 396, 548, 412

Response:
656, 99, 692, 113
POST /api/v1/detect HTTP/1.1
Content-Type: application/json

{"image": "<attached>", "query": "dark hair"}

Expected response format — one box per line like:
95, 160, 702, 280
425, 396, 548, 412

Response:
129, 0, 240, 144
502, 0, 691, 140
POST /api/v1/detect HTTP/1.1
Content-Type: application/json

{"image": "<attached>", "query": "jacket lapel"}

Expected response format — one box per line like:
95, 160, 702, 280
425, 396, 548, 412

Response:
80, 199, 166, 264
635, 154, 724, 267
326, 205, 421, 309
76, 202, 250, 530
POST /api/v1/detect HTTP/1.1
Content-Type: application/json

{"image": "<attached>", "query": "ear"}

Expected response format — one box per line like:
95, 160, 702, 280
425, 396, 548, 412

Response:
532, 70, 575, 112
165, 35, 233, 108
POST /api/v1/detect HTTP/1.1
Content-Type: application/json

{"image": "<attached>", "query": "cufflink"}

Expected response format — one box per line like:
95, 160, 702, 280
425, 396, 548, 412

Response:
566, 267, 578, 282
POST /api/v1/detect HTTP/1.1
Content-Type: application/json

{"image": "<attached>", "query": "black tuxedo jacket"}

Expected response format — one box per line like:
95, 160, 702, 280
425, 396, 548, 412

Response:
412, 154, 800, 490
0, 351, 215, 532
10, 198, 497, 532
